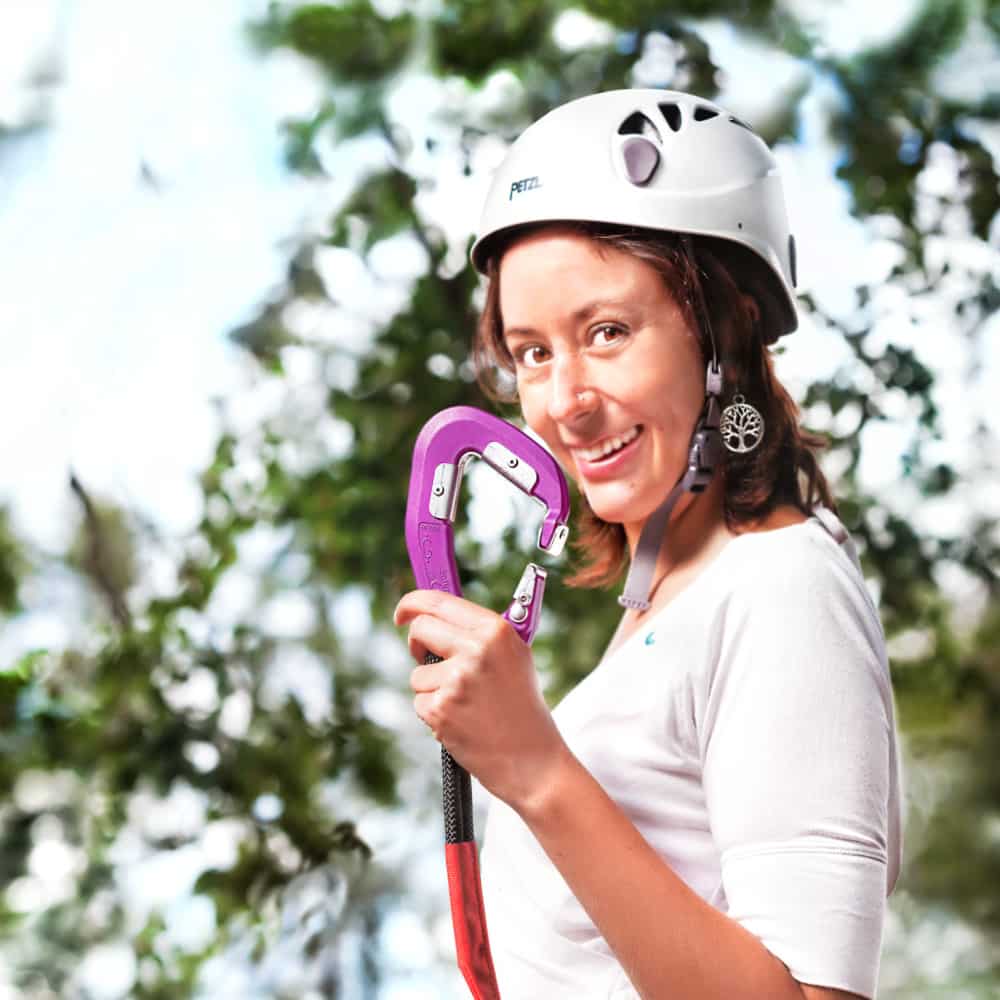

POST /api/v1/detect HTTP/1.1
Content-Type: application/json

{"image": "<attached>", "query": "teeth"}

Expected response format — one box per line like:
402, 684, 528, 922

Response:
577, 426, 640, 462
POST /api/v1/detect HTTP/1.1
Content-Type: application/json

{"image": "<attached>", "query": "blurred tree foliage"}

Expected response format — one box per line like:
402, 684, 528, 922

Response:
1, 0, 998, 996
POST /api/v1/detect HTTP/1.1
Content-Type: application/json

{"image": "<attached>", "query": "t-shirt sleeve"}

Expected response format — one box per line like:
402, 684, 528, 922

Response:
698, 533, 900, 999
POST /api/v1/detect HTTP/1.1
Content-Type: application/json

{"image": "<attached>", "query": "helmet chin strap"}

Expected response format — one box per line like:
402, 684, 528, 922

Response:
619, 238, 724, 612
618, 364, 723, 610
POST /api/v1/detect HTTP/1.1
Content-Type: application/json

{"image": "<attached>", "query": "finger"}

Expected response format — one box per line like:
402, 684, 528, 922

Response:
406, 613, 467, 664
394, 589, 495, 630
413, 691, 441, 736
410, 659, 449, 694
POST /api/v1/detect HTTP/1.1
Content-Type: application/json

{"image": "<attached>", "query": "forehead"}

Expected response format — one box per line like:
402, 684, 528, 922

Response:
497, 229, 674, 326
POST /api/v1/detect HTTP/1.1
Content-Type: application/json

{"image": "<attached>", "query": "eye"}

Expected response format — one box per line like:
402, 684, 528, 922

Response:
513, 343, 550, 369
592, 324, 628, 347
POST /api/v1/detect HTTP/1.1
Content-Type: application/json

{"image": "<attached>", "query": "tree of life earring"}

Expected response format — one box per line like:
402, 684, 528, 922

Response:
720, 392, 764, 453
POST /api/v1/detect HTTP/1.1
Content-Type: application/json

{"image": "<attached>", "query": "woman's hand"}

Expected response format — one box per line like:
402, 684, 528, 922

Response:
393, 589, 569, 812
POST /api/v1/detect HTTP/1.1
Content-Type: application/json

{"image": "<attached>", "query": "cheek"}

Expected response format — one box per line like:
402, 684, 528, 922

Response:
633, 373, 704, 452
516, 384, 543, 431
518, 390, 576, 469
518, 389, 553, 444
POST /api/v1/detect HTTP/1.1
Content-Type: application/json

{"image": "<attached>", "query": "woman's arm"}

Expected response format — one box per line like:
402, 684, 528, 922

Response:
514, 743, 863, 1000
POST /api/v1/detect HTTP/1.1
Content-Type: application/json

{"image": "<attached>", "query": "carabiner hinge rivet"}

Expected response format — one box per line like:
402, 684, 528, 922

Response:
429, 463, 458, 520
483, 441, 538, 493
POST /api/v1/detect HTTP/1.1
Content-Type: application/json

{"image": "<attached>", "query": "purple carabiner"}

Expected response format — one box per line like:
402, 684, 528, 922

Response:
404, 405, 571, 1000
405, 405, 570, 643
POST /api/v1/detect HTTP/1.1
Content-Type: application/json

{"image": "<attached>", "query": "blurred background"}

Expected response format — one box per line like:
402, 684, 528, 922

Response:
1, 0, 998, 997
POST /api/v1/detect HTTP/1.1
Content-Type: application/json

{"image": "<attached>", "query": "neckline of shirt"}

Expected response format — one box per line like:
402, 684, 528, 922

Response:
606, 510, 838, 663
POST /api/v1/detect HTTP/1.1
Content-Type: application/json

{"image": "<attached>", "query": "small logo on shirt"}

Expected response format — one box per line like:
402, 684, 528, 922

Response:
644, 631, 656, 646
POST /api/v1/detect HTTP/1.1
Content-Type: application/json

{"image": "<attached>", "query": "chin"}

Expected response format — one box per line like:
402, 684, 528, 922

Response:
582, 489, 651, 527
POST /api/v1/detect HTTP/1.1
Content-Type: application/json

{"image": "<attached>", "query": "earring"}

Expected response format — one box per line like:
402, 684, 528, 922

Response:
720, 392, 764, 454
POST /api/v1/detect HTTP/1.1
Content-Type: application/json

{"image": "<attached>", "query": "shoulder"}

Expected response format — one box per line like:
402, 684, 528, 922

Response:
724, 516, 866, 602
697, 519, 896, 764
710, 518, 886, 662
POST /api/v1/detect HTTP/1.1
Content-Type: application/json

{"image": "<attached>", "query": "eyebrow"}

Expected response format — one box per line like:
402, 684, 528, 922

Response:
503, 298, 633, 342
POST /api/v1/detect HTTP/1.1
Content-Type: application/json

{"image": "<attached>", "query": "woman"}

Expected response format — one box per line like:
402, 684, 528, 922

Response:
395, 89, 902, 999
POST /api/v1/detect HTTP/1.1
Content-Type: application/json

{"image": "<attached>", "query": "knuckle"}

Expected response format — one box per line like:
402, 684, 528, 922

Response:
414, 693, 439, 731
450, 660, 472, 697
424, 590, 447, 612
488, 615, 511, 643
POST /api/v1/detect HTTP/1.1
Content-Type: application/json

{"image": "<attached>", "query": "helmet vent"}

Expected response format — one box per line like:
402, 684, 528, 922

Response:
729, 115, 754, 132
658, 103, 682, 132
693, 106, 718, 122
618, 111, 661, 142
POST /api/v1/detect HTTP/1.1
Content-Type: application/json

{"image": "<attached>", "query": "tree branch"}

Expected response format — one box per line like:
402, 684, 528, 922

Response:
69, 470, 132, 630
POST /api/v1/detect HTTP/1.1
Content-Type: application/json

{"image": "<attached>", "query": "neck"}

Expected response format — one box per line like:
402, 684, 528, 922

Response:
624, 472, 731, 591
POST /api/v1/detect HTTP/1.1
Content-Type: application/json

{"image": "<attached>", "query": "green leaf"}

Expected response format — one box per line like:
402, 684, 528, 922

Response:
431, 0, 559, 80
329, 168, 419, 254
277, 2, 415, 82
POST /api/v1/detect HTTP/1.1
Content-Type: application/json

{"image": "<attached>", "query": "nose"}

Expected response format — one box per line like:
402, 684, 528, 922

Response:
547, 353, 598, 425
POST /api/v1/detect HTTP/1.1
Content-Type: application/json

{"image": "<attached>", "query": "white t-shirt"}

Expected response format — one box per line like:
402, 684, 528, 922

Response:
480, 506, 902, 999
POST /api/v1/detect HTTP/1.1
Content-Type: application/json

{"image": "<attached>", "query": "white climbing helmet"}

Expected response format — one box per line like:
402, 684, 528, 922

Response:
471, 88, 798, 338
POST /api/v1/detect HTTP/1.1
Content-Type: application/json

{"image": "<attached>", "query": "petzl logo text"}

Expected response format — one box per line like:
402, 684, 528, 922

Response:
509, 175, 542, 200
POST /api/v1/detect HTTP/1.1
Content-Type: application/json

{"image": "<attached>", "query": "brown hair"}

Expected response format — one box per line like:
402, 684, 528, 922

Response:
473, 223, 838, 589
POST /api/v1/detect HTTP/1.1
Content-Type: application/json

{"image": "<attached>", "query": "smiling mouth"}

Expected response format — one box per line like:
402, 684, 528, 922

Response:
575, 425, 643, 463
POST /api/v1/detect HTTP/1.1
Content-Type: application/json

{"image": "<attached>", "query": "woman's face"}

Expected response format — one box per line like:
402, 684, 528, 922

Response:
499, 230, 705, 537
